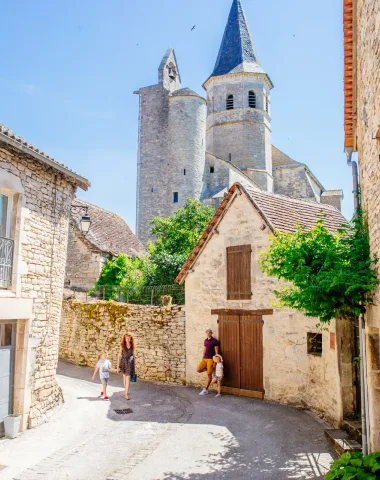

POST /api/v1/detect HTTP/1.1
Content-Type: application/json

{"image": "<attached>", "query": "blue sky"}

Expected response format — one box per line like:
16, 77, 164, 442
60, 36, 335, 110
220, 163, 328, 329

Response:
1, 0, 353, 228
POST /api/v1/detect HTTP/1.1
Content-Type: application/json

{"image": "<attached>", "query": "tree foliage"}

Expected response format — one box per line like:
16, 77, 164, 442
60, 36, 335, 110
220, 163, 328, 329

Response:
260, 211, 379, 323
92, 199, 214, 293
325, 451, 380, 479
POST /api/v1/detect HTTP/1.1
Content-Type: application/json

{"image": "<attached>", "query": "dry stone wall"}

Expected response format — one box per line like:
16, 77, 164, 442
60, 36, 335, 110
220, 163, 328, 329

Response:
59, 300, 186, 385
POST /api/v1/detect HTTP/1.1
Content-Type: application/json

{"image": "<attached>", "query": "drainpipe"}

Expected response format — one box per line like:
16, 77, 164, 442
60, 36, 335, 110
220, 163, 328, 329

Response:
345, 147, 370, 454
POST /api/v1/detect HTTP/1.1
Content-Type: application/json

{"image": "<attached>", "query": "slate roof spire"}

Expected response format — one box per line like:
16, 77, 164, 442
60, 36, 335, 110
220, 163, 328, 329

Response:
211, 0, 264, 77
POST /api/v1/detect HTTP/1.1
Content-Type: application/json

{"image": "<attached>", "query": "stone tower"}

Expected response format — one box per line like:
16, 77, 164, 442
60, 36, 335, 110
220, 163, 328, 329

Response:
204, 0, 274, 191
135, 49, 206, 245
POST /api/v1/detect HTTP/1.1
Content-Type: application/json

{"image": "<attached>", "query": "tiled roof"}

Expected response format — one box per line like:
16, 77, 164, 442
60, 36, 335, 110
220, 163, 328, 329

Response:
210, 0, 264, 78
71, 199, 146, 257
176, 183, 346, 283
0, 123, 90, 190
343, 0, 356, 149
272, 146, 301, 167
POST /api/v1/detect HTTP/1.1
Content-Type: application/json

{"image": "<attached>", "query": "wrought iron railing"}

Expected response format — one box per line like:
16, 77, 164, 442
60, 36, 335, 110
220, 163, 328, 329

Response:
0, 237, 14, 288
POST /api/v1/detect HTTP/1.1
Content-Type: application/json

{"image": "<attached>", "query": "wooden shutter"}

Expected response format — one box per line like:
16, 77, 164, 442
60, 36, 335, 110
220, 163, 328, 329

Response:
226, 245, 252, 300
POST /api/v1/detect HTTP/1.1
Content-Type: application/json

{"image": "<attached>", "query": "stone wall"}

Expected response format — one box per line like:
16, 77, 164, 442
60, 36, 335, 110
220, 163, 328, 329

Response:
65, 226, 102, 291
356, 0, 380, 451
0, 142, 76, 429
184, 192, 349, 427
59, 299, 186, 385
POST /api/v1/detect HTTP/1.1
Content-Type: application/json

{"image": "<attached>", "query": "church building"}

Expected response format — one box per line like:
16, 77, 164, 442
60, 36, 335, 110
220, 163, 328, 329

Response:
135, 0, 343, 244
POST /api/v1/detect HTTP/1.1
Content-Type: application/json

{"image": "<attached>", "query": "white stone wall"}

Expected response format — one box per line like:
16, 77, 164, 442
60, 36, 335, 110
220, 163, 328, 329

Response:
356, 0, 380, 451
0, 142, 76, 429
60, 300, 186, 385
65, 226, 102, 291
184, 193, 344, 426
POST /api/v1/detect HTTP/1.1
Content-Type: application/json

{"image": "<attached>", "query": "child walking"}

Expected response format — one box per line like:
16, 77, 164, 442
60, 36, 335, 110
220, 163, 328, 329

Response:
211, 354, 224, 397
92, 351, 111, 400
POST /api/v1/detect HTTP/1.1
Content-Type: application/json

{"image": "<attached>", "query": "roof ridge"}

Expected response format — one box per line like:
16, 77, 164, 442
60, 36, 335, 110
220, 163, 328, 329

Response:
73, 198, 124, 219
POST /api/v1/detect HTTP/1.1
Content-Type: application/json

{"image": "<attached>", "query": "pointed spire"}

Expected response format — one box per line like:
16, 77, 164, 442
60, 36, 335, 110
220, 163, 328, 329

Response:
211, 0, 264, 77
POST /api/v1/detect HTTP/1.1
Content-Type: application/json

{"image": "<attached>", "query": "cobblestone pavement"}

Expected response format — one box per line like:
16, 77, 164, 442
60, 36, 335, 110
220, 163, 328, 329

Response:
0, 360, 335, 480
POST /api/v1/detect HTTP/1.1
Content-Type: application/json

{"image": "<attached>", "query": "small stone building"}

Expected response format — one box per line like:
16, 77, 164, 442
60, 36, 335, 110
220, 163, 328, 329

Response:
176, 183, 354, 427
343, 0, 380, 450
0, 123, 90, 432
65, 199, 145, 291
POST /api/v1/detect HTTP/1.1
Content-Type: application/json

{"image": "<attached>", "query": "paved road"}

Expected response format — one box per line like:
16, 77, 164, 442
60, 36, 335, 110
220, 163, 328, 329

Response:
0, 360, 335, 480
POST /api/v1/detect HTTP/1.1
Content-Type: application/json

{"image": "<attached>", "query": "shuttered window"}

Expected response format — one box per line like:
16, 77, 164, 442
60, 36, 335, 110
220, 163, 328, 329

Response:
226, 245, 252, 300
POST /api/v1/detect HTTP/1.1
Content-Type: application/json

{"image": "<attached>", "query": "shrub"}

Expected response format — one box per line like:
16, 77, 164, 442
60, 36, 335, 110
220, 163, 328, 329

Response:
325, 451, 380, 479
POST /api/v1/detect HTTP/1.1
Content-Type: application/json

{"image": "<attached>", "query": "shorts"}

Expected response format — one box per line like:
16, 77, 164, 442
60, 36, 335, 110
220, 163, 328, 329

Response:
213, 375, 222, 383
100, 377, 109, 385
197, 359, 214, 375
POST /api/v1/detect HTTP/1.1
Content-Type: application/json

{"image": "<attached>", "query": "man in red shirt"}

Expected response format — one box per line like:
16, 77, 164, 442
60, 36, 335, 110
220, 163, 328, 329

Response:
197, 328, 220, 395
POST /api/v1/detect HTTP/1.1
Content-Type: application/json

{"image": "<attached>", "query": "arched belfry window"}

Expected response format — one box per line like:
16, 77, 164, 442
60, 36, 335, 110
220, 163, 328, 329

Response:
248, 91, 256, 108
226, 94, 234, 110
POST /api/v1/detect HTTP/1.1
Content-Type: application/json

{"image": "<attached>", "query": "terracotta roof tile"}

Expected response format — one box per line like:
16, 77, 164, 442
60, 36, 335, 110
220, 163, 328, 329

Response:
71, 199, 146, 257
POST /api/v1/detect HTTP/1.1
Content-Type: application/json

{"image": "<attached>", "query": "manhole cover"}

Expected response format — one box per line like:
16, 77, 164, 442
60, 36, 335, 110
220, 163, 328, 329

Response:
114, 408, 133, 415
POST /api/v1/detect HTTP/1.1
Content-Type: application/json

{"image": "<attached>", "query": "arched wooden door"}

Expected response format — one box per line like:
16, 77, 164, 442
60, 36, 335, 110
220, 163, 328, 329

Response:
213, 309, 271, 399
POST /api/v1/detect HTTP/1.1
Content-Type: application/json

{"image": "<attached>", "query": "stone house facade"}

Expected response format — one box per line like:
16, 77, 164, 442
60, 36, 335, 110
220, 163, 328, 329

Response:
343, 0, 380, 451
135, 0, 343, 245
176, 183, 354, 427
65, 199, 145, 291
0, 123, 89, 432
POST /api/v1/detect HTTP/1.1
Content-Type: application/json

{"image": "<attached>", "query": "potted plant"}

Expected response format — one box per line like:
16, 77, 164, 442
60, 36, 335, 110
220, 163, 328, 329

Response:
4, 414, 21, 439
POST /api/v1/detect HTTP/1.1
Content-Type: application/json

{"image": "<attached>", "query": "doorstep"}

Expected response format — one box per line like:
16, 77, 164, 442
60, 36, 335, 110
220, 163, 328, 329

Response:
324, 429, 362, 456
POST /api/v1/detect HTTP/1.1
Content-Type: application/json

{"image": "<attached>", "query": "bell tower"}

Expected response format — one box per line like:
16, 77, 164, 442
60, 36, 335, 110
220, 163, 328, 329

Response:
204, 0, 274, 191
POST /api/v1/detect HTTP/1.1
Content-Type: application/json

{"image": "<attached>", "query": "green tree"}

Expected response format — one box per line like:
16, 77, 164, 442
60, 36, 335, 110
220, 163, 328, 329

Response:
260, 211, 379, 323
147, 199, 214, 285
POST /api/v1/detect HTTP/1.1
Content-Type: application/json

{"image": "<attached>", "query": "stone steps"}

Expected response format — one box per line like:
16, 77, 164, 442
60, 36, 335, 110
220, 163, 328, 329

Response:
342, 419, 363, 444
324, 429, 362, 456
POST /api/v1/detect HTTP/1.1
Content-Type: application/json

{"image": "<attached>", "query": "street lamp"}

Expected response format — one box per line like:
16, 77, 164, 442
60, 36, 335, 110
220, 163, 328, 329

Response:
70, 204, 92, 235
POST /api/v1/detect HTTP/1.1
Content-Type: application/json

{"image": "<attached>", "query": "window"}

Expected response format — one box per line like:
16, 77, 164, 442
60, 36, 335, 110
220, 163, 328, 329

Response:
226, 94, 234, 110
0, 193, 12, 238
173, 192, 179, 203
226, 245, 252, 300
184, 169, 186, 175
210, 166, 215, 173
307, 333, 322, 356
265, 94, 269, 113
248, 91, 256, 108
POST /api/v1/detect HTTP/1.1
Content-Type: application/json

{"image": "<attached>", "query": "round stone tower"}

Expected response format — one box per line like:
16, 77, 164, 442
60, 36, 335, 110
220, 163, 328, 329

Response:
204, 0, 274, 192
166, 88, 206, 215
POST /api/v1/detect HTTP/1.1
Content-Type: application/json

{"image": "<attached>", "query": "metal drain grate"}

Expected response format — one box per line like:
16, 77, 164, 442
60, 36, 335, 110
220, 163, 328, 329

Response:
114, 408, 133, 415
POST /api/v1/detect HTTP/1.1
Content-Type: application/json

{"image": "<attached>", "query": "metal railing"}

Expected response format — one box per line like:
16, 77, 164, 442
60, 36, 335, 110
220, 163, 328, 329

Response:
86, 284, 185, 306
0, 237, 14, 288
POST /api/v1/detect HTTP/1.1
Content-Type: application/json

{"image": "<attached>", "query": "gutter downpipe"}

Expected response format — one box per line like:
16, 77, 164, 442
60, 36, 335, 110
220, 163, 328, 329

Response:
346, 146, 370, 455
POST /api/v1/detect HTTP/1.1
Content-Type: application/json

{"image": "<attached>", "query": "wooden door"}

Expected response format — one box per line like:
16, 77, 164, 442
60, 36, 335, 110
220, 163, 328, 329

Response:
219, 313, 264, 398
218, 314, 240, 388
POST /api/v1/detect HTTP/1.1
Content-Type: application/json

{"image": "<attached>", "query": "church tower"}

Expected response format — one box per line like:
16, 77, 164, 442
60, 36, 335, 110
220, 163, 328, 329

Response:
135, 49, 206, 245
204, 0, 274, 191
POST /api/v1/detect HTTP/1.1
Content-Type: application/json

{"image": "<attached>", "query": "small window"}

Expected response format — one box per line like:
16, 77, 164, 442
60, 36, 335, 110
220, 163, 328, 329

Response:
151, 187, 154, 192
248, 91, 256, 108
229, 153, 232, 162
210, 166, 215, 173
265, 94, 269, 113
173, 192, 179, 203
184, 169, 186, 175
0, 193, 12, 238
226, 94, 234, 110
307, 333, 322, 356
227, 245, 252, 300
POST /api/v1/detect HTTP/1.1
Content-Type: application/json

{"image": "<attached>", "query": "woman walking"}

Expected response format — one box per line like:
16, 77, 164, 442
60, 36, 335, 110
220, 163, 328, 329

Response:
117, 334, 135, 400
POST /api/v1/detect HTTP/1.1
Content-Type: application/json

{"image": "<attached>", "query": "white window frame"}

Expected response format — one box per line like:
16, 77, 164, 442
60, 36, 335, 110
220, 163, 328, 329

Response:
0, 188, 13, 239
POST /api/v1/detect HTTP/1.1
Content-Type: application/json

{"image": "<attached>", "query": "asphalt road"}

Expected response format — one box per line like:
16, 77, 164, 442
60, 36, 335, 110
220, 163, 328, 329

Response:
0, 360, 335, 480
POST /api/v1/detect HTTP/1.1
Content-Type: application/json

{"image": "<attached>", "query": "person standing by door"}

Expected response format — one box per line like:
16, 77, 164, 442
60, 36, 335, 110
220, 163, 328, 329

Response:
197, 328, 220, 395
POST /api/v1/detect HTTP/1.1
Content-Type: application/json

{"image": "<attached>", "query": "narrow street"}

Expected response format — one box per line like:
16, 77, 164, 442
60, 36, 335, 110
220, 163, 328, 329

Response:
0, 360, 335, 480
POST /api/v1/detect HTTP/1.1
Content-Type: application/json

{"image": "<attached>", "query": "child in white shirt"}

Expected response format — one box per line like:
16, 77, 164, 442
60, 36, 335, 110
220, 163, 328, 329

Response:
212, 354, 224, 397
92, 351, 111, 400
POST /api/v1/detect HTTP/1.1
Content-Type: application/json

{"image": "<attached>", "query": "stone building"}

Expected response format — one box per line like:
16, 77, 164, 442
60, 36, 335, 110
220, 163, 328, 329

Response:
176, 182, 353, 427
0, 123, 90, 432
65, 199, 145, 291
343, 0, 380, 451
135, 0, 343, 244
